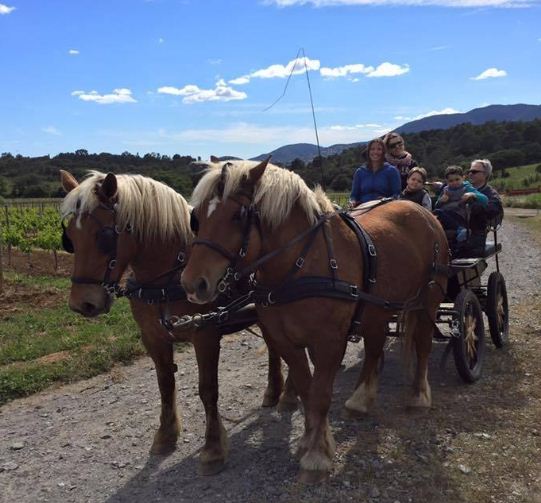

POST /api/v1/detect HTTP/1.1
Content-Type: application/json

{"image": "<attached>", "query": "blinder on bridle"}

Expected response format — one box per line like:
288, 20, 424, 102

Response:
190, 209, 199, 234
61, 214, 119, 256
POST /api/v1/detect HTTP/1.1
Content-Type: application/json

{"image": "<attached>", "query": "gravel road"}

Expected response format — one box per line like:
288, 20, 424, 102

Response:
1, 217, 540, 503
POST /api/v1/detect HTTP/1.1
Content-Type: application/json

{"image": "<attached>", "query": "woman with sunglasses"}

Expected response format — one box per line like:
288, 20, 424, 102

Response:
384, 132, 418, 190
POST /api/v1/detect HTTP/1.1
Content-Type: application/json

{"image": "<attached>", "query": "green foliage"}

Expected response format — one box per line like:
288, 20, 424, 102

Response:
299, 119, 541, 185
1, 205, 61, 252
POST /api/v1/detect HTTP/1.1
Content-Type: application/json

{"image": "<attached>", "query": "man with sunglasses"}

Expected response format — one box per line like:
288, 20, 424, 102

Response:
466, 159, 504, 255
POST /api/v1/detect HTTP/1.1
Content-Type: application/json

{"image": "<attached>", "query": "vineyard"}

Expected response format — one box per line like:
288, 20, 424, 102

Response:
0, 200, 63, 272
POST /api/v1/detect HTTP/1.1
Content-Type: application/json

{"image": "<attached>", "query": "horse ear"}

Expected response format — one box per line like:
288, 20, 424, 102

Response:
99, 172, 118, 201
60, 170, 79, 193
248, 156, 271, 186
210, 155, 220, 163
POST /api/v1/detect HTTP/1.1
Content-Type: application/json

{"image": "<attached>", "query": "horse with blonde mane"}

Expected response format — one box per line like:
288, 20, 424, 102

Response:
59, 169, 294, 475
180, 158, 449, 483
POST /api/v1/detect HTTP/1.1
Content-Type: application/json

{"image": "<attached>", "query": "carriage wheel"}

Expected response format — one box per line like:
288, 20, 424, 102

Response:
486, 272, 509, 348
452, 289, 485, 383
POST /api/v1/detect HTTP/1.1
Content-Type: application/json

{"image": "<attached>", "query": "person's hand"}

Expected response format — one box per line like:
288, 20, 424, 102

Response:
439, 193, 449, 203
347, 201, 358, 210
461, 193, 476, 203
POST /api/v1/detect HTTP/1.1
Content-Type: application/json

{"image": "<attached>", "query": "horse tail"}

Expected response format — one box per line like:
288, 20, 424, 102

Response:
400, 310, 417, 378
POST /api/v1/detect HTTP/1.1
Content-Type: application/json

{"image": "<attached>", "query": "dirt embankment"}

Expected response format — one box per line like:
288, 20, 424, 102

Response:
0, 219, 540, 503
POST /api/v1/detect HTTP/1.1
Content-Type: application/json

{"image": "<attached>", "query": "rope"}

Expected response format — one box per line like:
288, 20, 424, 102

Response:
262, 47, 326, 190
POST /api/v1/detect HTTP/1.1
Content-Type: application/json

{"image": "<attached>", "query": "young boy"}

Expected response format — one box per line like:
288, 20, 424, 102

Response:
399, 167, 432, 210
434, 165, 488, 242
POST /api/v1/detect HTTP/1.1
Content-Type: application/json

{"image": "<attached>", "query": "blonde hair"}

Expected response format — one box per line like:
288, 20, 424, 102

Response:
61, 171, 192, 244
191, 159, 334, 228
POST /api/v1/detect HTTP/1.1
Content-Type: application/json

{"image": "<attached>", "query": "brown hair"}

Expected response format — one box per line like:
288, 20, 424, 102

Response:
407, 166, 427, 183
383, 132, 404, 149
363, 138, 386, 168
444, 165, 463, 178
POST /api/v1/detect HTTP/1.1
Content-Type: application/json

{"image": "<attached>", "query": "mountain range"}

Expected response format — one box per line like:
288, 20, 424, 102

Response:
250, 103, 541, 165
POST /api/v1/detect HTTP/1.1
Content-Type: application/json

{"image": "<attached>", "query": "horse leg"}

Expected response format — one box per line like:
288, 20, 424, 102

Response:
345, 317, 387, 415
260, 324, 285, 407
407, 310, 433, 408
298, 340, 346, 484
192, 330, 228, 475
141, 330, 180, 456
259, 325, 299, 411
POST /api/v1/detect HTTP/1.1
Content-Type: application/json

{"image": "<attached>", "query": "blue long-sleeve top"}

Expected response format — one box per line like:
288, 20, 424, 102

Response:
435, 180, 488, 209
350, 163, 401, 204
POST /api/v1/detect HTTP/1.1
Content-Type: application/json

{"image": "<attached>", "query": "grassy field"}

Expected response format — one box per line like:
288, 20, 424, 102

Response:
492, 162, 541, 192
0, 272, 149, 405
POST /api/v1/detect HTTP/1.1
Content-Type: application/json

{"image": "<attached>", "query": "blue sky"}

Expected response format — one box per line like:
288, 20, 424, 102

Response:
1, 0, 540, 159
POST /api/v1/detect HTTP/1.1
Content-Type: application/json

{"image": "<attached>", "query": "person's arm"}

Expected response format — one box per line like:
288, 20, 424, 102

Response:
463, 185, 488, 207
435, 186, 449, 207
388, 167, 401, 198
350, 168, 361, 205
421, 191, 432, 210
485, 186, 503, 219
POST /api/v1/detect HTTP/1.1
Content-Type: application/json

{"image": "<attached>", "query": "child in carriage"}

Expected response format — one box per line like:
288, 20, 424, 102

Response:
434, 165, 488, 243
399, 167, 432, 210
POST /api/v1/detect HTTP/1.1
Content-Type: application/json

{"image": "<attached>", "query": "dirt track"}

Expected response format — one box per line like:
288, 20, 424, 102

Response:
1, 218, 540, 503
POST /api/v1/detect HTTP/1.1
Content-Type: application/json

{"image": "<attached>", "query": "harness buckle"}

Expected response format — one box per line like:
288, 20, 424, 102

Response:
177, 252, 185, 264
330, 258, 338, 270
267, 291, 276, 305
295, 257, 305, 268
217, 280, 228, 293
369, 278, 377, 284
239, 248, 247, 258
368, 244, 377, 257
350, 285, 359, 298
108, 259, 117, 270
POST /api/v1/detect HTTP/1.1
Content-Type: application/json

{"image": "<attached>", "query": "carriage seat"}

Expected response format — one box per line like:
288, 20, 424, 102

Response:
480, 241, 502, 258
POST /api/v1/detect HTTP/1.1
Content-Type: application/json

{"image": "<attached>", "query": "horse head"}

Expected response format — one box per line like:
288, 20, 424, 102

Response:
181, 158, 270, 304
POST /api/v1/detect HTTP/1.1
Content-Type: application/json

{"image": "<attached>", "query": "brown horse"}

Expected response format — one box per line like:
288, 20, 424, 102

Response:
59, 169, 294, 475
180, 159, 449, 482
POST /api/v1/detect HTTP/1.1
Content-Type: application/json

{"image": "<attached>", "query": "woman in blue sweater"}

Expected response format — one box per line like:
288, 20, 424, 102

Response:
350, 138, 401, 206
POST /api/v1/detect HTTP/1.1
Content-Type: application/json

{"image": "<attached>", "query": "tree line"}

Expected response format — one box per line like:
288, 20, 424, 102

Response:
1, 119, 541, 199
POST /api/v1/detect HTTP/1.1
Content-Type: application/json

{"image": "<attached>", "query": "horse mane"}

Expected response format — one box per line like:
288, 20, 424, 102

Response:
60, 170, 192, 244
190, 160, 334, 228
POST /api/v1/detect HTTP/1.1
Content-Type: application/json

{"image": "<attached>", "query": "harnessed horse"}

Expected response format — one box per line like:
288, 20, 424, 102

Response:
180, 158, 449, 483
59, 169, 295, 475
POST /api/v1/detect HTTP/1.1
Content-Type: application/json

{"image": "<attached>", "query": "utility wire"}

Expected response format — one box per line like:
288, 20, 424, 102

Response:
262, 48, 326, 190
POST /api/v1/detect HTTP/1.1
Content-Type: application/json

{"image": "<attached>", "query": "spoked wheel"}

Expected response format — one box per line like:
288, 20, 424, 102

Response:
486, 272, 509, 348
452, 289, 485, 383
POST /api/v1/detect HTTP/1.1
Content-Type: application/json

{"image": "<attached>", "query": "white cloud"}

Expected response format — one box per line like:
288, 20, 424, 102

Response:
320, 61, 409, 78
229, 57, 320, 85
169, 122, 390, 146
229, 76, 251, 85
471, 67, 507, 80
42, 126, 62, 136
320, 63, 374, 78
393, 107, 460, 122
266, 0, 535, 7
158, 37, 165, 44
68, 49, 79, 55
0, 3, 15, 14
208, 58, 223, 65
157, 81, 247, 103
71, 88, 137, 104
366, 62, 410, 77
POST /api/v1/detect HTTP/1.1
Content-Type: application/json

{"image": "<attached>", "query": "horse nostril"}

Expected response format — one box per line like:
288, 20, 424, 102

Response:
195, 277, 209, 299
82, 302, 98, 317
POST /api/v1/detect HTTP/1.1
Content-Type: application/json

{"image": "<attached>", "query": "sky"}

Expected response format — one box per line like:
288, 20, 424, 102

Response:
1, 0, 540, 160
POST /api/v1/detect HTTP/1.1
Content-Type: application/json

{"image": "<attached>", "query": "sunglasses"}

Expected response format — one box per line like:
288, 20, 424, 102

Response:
388, 142, 403, 148
468, 170, 484, 175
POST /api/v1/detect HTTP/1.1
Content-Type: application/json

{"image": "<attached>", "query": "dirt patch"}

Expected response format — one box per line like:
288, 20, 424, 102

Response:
1, 247, 73, 278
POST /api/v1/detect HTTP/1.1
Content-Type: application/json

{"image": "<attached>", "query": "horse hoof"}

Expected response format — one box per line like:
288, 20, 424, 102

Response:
277, 397, 299, 412
298, 468, 329, 485
198, 459, 226, 476
341, 406, 365, 420
261, 393, 280, 408
150, 442, 176, 456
